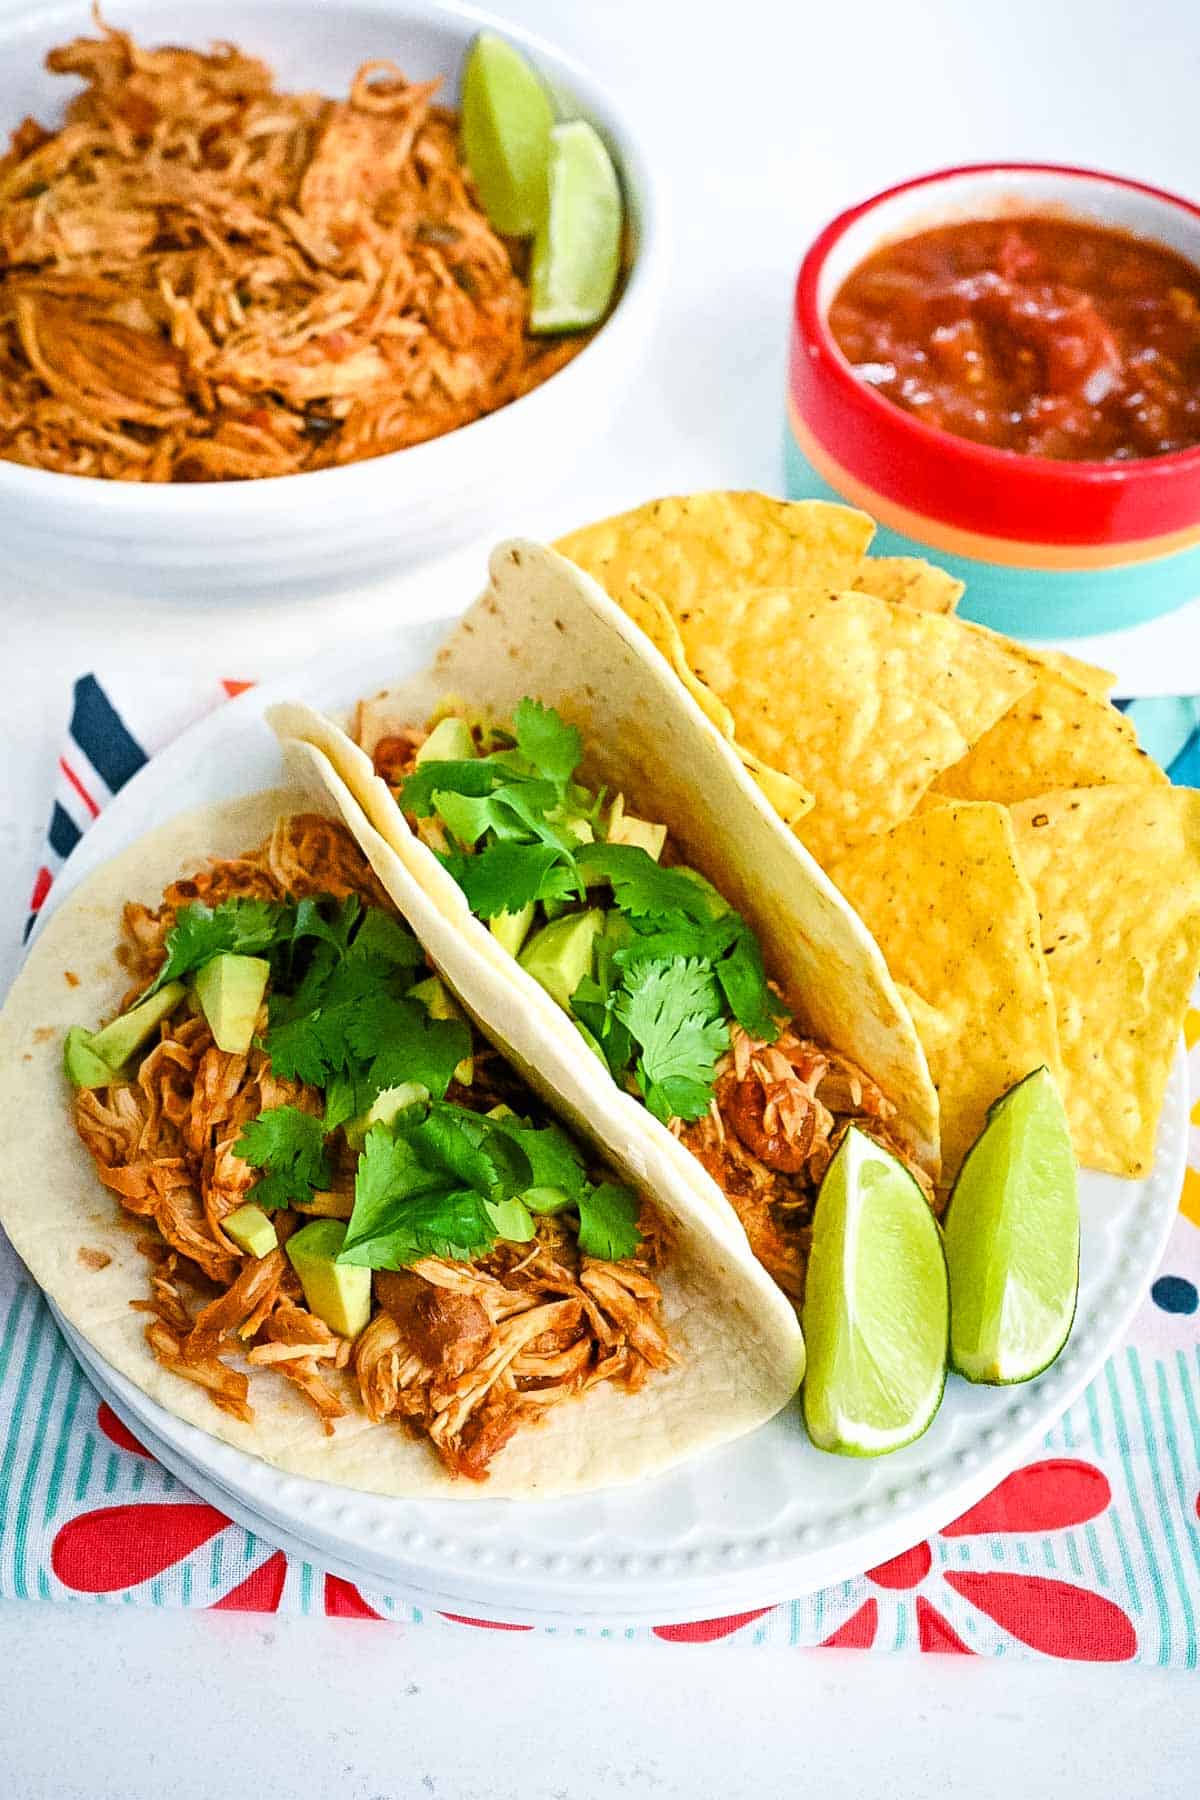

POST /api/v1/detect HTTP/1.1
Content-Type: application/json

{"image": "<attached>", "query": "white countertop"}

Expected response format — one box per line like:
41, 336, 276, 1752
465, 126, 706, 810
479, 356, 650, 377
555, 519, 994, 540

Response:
2, 0, 1199, 1791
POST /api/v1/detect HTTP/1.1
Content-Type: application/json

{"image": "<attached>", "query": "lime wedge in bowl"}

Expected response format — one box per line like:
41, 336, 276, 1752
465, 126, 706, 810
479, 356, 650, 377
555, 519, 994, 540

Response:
802, 1127, 948, 1456
944, 1066, 1079, 1384
530, 120, 622, 334
460, 31, 554, 237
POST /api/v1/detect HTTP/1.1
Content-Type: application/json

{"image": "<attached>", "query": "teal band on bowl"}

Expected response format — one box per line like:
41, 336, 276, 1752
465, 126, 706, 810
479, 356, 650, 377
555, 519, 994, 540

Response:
783, 426, 1200, 640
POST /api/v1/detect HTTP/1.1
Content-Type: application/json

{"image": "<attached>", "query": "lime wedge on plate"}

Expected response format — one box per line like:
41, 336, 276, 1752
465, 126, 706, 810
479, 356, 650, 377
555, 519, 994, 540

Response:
460, 32, 554, 237
802, 1127, 948, 1456
530, 120, 622, 334
944, 1066, 1079, 1384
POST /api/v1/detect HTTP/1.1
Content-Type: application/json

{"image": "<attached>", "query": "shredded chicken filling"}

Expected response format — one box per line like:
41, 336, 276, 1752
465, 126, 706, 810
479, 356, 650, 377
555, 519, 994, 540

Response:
73, 813, 672, 1479
0, 21, 596, 482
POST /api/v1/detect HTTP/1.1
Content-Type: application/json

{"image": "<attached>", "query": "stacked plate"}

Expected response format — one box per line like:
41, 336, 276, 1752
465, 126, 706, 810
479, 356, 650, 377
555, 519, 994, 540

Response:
28, 605, 1187, 1628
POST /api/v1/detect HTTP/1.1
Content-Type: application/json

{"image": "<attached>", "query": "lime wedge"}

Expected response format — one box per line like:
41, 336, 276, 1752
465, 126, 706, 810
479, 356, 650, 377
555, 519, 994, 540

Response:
529, 120, 622, 334
802, 1127, 948, 1456
944, 1066, 1079, 1384
460, 32, 554, 237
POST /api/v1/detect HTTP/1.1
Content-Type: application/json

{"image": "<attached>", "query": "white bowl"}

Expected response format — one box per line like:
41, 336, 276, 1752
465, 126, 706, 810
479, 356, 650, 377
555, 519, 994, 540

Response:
0, 0, 665, 600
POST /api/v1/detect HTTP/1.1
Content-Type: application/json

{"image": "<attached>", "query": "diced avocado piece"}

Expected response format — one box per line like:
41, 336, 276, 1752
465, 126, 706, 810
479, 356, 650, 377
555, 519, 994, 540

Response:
89, 981, 187, 1068
409, 975, 473, 1084
486, 1103, 517, 1120
63, 1026, 124, 1090
673, 865, 730, 918
344, 1081, 430, 1151
566, 816, 595, 845
518, 908, 604, 1010
606, 794, 667, 861
522, 1184, 574, 1214
490, 901, 535, 957
223, 1203, 278, 1259
193, 953, 269, 1055
287, 1220, 371, 1338
416, 716, 476, 764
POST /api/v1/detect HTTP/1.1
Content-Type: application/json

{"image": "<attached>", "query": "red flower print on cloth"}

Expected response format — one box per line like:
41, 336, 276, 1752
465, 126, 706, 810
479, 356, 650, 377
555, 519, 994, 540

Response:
816, 1459, 1136, 1660
658, 1459, 1137, 1658
48, 1404, 388, 1619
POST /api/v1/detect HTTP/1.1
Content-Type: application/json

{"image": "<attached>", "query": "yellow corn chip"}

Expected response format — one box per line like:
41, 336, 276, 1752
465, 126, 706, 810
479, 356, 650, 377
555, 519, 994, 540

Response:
959, 620, 1117, 699
1025, 645, 1118, 698
671, 588, 1035, 866
1009, 785, 1200, 1176
556, 492, 876, 614
852, 555, 964, 613
932, 674, 1167, 806
829, 801, 1063, 1179
618, 579, 815, 824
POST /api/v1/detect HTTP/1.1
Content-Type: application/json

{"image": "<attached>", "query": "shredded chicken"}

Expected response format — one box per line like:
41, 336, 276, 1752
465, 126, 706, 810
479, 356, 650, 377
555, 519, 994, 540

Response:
680, 1023, 933, 1300
71, 811, 671, 1478
360, 1237, 673, 1481
0, 18, 598, 481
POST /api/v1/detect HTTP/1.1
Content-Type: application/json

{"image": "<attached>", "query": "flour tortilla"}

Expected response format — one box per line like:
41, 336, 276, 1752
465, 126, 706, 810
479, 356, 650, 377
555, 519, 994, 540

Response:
0, 787, 807, 1501
270, 538, 940, 1190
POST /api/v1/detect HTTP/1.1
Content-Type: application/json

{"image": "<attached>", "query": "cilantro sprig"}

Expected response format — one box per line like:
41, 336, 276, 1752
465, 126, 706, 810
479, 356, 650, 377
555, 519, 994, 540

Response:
396, 698, 785, 1124
336, 1101, 641, 1270
262, 898, 468, 1123
233, 1105, 331, 1212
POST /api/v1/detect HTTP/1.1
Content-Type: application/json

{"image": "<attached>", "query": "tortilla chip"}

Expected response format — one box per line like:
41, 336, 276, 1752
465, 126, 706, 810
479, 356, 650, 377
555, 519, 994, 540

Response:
1009, 786, 1200, 1177
1026, 646, 1118, 698
959, 621, 1117, 700
853, 556, 964, 614
669, 588, 1035, 866
555, 492, 876, 614
829, 801, 1062, 1179
932, 675, 1167, 806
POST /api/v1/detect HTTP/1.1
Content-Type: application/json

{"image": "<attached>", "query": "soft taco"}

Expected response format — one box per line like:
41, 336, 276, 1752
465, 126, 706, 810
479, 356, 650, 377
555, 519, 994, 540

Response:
270, 540, 942, 1306
0, 789, 807, 1499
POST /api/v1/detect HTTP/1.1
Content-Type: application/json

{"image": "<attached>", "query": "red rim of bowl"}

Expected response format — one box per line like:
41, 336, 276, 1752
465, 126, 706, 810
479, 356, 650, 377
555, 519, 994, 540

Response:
792, 162, 1200, 547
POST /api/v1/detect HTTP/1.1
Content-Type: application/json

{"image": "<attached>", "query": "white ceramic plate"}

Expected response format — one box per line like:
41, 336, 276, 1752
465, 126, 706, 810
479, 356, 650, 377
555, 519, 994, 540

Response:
25, 581, 1188, 1625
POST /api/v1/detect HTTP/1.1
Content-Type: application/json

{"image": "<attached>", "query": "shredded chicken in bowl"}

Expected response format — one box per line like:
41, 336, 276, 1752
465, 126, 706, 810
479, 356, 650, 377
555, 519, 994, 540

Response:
72, 814, 672, 1480
0, 19, 596, 481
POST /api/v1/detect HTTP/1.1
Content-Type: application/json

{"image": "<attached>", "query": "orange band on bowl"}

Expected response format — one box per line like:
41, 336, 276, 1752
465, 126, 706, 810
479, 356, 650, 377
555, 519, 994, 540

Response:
788, 401, 1200, 572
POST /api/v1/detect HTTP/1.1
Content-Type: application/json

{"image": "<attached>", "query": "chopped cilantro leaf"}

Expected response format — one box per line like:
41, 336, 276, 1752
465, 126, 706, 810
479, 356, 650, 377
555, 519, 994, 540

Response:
616, 958, 729, 1123
145, 898, 290, 997
349, 907, 424, 968
398, 758, 501, 815
577, 1182, 642, 1260
715, 930, 787, 1041
234, 1105, 331, 1212
443, 843, 578, 920
576, 844, 716, 924
512, 697, 582, 788
365, 1004, 472, 1101
490, 1116, 590, 1201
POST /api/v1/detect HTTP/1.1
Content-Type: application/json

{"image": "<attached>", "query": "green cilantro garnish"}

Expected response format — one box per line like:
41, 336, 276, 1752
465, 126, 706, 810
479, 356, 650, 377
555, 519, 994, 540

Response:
233, 1105, 331, 1212
396, 698, 786, 1124
337, 1100, 640, 1271
443, 843, 580, 920
144, 898, 290, 997
616, 958, 730, 1122
512, 696, 583, 786
576, 1181, 642, 1260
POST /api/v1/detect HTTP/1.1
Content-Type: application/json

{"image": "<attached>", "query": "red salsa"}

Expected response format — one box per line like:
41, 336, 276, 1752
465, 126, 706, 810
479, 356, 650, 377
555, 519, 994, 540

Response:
828, 215, 1200, 461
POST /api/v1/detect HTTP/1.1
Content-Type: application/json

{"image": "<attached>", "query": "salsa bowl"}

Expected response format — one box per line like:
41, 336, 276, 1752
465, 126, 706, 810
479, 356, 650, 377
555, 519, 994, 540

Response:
786, 163, 1200, 639
0, 0, 664, 601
